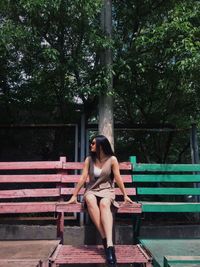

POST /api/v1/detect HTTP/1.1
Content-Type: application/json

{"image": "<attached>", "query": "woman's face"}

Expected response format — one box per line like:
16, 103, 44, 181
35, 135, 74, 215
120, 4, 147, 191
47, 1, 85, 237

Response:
90, 139, 97, 152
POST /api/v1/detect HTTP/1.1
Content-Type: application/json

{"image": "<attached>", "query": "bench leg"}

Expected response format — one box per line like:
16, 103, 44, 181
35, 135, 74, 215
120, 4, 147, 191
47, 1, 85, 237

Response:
57, 212, 64, 244
132, 214, 141, 244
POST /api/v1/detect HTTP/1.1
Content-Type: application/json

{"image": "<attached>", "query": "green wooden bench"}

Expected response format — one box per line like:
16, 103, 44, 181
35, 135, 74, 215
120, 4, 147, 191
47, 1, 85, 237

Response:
130, 156, 200, 267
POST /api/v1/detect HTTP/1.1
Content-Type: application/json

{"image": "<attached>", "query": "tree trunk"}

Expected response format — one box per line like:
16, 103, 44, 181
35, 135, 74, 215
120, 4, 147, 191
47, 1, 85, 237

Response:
99, 0, 114, 149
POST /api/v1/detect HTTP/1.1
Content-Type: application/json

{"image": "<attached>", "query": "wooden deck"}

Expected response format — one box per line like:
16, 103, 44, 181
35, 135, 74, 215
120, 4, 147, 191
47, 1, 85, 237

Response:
50, 244, 152, 266
0, 240, 60, 267
140, 238, 200, 267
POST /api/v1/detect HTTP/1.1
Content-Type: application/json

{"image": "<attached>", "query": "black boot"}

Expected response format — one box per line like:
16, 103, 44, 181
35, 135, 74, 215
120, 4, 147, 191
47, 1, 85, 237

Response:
105, 246, 117, 266
102, 238, 107, 252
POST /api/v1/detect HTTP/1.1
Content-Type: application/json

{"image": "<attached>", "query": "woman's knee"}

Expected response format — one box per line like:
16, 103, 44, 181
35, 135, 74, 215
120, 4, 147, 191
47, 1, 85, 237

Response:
85, 194, 97, 207
99, 198, 111, 210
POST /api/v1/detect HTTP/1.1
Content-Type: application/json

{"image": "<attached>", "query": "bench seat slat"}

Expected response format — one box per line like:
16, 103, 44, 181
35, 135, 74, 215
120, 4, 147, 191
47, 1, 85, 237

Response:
132, 174, 200, 182
133, 163, 200, 172
0, 201, 142, 214
137, 187, 200, 195
141, 202, 200, 212
56, 202, 142, 213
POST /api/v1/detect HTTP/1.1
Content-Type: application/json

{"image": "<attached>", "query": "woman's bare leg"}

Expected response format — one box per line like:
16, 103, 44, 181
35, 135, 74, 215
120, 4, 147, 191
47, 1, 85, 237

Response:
99, 198, 113, 247
85, 194, 106, 238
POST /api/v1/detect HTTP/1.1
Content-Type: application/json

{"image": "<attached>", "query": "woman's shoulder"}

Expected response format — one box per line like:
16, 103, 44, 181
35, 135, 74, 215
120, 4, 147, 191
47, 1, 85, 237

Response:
110, 155, 118, 163
85, 156, 91, 162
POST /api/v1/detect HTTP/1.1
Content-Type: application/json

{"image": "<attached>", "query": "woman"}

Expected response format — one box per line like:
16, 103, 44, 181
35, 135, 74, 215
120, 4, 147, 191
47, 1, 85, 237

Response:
66, 135, 134, 266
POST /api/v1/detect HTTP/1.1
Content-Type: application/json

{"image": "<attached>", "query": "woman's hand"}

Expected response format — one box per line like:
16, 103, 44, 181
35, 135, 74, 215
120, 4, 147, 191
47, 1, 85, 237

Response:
123, 195, 134, 204
66, 195, 78, 204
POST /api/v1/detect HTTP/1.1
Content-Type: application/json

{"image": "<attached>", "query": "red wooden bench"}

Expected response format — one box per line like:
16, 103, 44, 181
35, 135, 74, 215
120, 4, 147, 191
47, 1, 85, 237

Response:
0, 157, 152, 266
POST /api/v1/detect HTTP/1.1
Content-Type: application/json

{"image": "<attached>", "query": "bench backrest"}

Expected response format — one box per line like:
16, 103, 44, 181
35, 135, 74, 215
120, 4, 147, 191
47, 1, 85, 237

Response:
130, 156, 200, 213
0, 157, 136, 207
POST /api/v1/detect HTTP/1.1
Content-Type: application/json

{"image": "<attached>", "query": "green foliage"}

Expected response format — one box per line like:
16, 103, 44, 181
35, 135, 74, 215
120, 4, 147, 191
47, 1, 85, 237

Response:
112, 0, 200, 162
0, 0, 200, 162
0, 0, 104, 123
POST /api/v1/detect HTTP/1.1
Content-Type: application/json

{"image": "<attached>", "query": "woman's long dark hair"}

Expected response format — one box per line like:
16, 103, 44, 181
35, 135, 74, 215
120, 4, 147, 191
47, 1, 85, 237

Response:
90, 135, 115, 162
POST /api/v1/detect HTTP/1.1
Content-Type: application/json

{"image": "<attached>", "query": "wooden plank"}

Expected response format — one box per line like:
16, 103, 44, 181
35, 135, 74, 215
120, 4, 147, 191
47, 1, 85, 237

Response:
141, 202, 200, 212
61, 175, 82, 183
0, 215, 76, 221
0, 188, 60, 199
61, 187, 136, 196
56, 202, 142, 214
62, 162, 84, 170
132, 163, 200, 172
167, 265, 200, 267
0, 259, 41, 267
52, 245, 151, 264
0, 161, 62, 170
164, 255, 200, 267
119, 162, 132, 170
0, 202, 57, 213
0, 174, 61, 183
61, 174, 133, 183
62, 161, 131, 170
140, 238, 200, 267
137, 187, 200, 195
0, 201, 141, 214
132, 174, 200, 182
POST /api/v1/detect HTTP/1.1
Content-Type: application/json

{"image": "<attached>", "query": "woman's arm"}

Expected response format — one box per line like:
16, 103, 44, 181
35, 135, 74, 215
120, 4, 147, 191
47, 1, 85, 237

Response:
111, 156, 134, 204
66, 157, 90, 204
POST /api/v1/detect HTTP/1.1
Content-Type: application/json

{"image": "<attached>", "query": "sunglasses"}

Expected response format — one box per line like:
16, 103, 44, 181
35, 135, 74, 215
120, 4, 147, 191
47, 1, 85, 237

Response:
91, 141, 96, 146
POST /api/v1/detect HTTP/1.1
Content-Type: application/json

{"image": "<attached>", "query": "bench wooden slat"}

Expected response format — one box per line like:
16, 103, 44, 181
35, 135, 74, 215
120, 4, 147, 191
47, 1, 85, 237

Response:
119, 162, 132, 170
164, 255, 200, 267
62, 162, 84, 170
51, 245, 151, 264
61, 187, 136, 196
61, 174, 133, 183
0, 201, 142, 214
167, 264, 200, 267
137, 187, 200, 195
0, 187, 136, 199
56, 202, 142, 213
0, 188, 60, 199
63, 162, 132, 170
0, 260, 41, 267
133, 163, 200, 172
132, 174, 200, 182
0, 174, 61, 183
141, 202, 200, 212
0, 202, 57, 213
0, 161, 62, 170
0, 174, 133, 183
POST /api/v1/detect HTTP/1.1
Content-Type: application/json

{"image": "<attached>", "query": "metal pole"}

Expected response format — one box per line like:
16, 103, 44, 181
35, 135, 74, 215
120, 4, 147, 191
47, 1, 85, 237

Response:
79, 113, 86, 226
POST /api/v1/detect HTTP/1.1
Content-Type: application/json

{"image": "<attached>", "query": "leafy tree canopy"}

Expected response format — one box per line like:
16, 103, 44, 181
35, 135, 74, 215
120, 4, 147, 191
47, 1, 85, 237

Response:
0, 0, 200, 162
